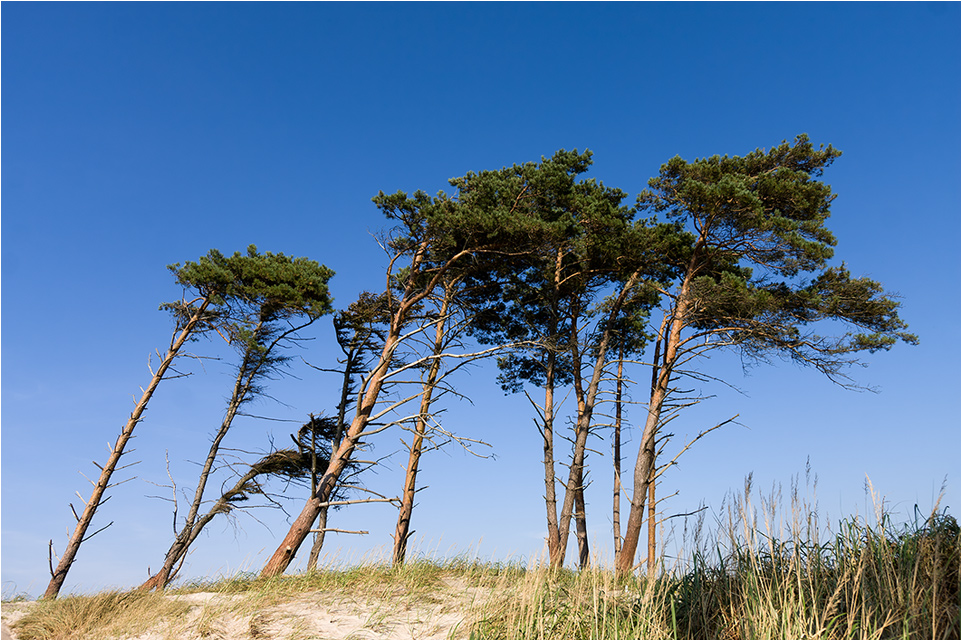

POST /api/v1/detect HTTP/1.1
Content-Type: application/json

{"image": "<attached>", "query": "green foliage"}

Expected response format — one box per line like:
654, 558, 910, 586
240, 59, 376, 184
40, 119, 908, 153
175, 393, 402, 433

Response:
458, 149, 683, 394
640, 134, 841, 276
161, 245, 334, 344
164, 245, 335, 402
640, 135, 916, 384
167, 245, 334, 316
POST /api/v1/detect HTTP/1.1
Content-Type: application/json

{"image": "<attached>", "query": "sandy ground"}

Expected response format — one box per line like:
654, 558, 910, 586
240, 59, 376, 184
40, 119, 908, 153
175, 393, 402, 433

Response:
0, 576, 487, 640
1, 603, 30, 640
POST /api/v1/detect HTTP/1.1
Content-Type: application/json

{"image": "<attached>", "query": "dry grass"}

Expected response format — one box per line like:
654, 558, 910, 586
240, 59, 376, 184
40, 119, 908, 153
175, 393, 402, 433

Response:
6, 482, 959, 640
8, 591, 192, 639
4, 557, 508, 640
469, 478, 961, 640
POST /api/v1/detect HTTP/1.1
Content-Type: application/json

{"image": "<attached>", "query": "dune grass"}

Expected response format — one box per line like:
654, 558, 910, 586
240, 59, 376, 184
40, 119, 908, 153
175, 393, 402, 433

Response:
8, 483, 959, 640
469, 478, 960, 640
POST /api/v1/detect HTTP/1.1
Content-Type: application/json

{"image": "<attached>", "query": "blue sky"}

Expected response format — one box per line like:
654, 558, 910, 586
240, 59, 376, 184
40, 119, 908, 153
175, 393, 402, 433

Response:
3, 2, 959, 597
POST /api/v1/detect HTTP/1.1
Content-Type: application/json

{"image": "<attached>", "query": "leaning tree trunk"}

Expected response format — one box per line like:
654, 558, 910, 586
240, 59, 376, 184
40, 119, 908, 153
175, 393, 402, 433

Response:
393, 289, 450, 566
645, 330, 664, 576
616, 273, 693, 577
260, 366, 389, 578
392, 409, 429, 566
260, 307, 408, 577
647, 469, 657, 575
260, 241, 469, 578
142, 332, 263, 591
308, 349, 355, 571
574, 468, 590, 569
44, 298, 211, 599
306, 508, 329, 570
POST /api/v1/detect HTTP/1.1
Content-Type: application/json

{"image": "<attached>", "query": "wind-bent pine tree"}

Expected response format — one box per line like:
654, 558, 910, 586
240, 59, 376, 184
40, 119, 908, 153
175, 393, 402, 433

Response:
615, 135, 918, 575
261, 153, 573, 578
140, 246, 334, 590
44, 250, 258, 599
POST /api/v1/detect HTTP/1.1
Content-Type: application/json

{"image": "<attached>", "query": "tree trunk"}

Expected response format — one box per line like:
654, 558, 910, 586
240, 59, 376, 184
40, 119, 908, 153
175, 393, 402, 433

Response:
144, 318, 291, 591
612, 346, 624, 558
645, 331, 663, 576
45, 298, 211, 599
308, 345, 357, 571
306, 509, 328, 571
616, 273, 693, 577
142, 359, 258, 589
392, 420, 425, 566
647, 470, 656, 575
542, 349, 563, 568
565, 301, 590, 570
558, 273, 641, 572
260, 426, 368, 578
142, 460, 260, 591
574, 466, 590, 569
393, 287, 450, 566
260, 291, 415, 578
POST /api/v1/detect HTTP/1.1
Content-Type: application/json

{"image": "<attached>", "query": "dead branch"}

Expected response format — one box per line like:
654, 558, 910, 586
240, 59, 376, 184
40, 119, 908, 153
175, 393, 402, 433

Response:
48, 541, 56, 578
315, 497, 401, 508
652, 415, 739, 483
80, 521, 114, 544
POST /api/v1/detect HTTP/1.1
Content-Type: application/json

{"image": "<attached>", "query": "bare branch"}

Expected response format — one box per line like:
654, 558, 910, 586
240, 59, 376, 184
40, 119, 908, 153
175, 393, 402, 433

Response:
653, 415, 739, 483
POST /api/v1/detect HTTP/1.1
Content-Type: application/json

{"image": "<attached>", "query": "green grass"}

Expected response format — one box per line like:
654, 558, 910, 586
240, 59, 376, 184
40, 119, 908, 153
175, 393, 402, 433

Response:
9, 486, 959, 640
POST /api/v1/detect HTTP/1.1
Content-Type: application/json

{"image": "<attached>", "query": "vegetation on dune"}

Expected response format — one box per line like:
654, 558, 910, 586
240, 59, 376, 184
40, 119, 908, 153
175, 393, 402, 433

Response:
11, 488, 959, 640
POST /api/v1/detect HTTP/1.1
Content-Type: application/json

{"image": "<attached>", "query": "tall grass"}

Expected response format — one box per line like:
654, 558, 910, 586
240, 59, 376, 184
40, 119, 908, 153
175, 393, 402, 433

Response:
471, 477, 960, 639
9, 481, 958, 639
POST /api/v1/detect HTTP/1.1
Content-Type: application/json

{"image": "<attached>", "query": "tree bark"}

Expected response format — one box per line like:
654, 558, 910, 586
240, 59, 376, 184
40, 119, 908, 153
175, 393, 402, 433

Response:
308, 344, 358, 571
393, 286, 451, 566
612, 346, 624, 558
557, 273, 641, 571
616, 269, 694, 577
574, 466, 590, 569
142, 320, 268, 590
543, 248, 564, 568
542, 348, 563, 568
45, 298, 211, 599
260, 240, 445, 579
647, 469, 656, 575
645, 330, 664, 576
306, 509, 328, 571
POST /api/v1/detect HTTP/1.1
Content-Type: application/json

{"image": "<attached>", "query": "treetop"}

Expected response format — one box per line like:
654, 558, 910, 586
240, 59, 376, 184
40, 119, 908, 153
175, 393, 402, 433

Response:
167, 245, 334, 318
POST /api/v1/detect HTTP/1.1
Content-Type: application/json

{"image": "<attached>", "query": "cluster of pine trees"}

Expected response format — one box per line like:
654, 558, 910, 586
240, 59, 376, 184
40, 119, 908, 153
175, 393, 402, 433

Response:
44, 135, 916, 598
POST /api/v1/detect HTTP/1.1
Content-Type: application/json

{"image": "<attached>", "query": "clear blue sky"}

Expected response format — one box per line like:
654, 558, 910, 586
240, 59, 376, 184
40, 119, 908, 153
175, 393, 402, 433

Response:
3, 2, 959, 597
